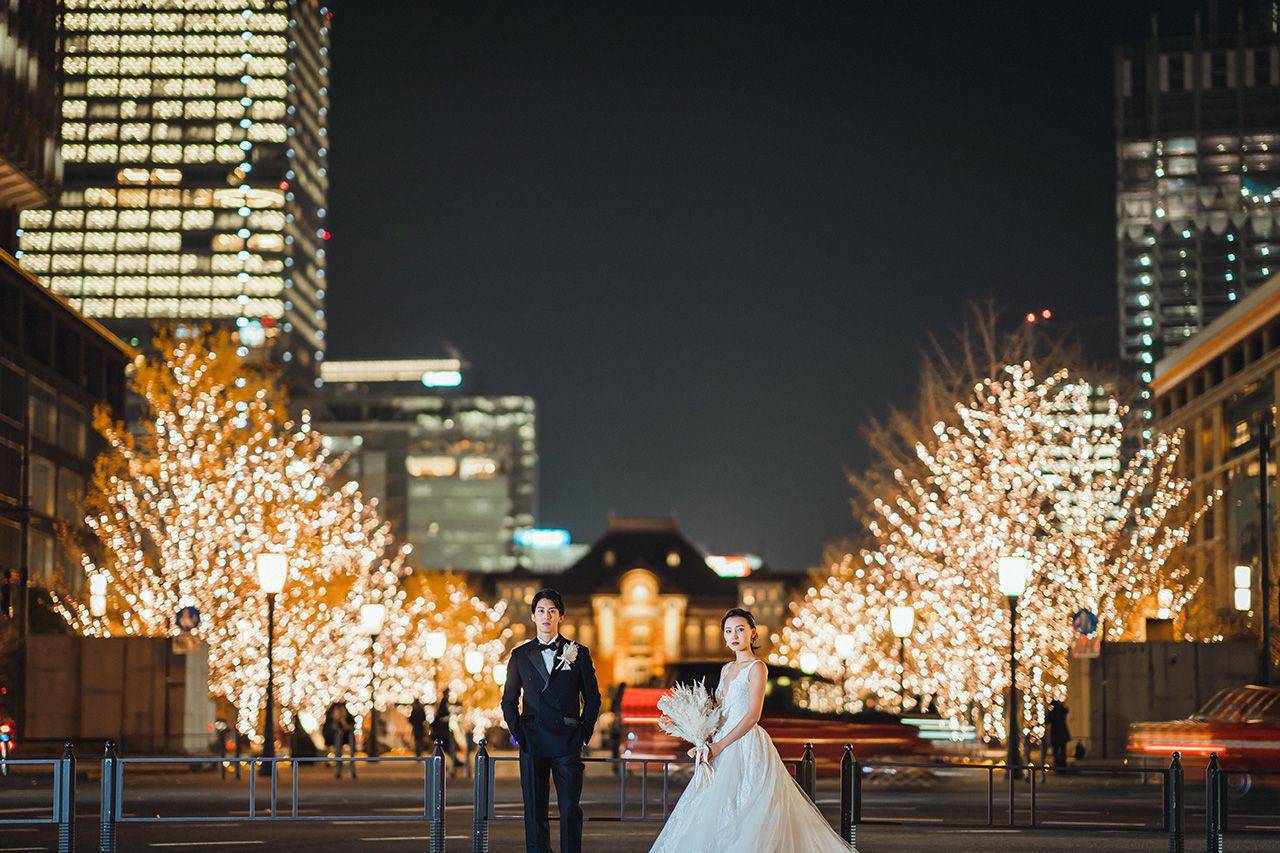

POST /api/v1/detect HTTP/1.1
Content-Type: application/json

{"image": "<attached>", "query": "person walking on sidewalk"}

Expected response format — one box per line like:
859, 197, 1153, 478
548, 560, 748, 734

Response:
1047, 699, 1071, 769
409, 698, 428, 757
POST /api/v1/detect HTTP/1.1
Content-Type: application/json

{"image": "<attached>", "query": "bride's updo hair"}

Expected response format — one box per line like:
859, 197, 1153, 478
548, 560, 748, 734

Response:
721, 607, 759, 651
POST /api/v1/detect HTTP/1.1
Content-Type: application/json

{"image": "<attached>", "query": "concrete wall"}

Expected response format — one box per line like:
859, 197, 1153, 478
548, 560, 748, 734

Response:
1067, 640, 1257, 758
25, 635, 215, 753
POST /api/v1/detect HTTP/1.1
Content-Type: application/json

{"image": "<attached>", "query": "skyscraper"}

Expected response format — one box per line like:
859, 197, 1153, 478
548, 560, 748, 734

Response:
0, 0, 61, 251
1116, 10, 1280, 435
13, 0, 331, 381
315, 358, 539, 573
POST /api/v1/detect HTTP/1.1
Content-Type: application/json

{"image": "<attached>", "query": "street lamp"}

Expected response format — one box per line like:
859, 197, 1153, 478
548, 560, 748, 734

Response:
798, 651, 819, 675
889, 605, 916, 713
359, 602, 386, 757
89, 574, 108, 618
464, 649, 485, 676
1235, 564, 1252, 612
998, 554, 1030, 779
834, 633, 855, 712
493, 661, 508, 688
256, 553, 288, 773
426, 630, 448, 702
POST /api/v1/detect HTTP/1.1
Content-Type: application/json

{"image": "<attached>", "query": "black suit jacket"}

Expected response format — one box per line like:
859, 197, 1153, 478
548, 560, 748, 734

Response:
501, 637, 602, 759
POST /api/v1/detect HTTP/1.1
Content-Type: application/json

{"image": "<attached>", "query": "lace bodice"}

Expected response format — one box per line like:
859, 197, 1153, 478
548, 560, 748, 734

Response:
715, 659, 763, 739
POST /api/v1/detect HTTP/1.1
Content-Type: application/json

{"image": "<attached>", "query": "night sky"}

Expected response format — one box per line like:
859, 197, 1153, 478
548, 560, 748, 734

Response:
326, 1, 1216, 571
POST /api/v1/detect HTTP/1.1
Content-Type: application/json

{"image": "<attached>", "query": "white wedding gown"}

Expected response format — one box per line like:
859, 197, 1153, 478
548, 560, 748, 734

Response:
649, 658, 854, 852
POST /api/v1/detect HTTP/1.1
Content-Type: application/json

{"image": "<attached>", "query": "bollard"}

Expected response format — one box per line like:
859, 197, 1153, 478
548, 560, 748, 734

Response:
56, 742, 75, 853
1167, 751, 1184, 853
429, 739, 446, 853
100, 740, 118, 853
1205, 752, 1222, 853
798, 742, 817, 803
472, 738, 491, 853
219, 732, 227, 781
838, 744, 860, 849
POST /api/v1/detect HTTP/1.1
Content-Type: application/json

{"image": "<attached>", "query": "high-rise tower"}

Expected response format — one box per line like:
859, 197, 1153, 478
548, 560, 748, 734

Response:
14, 1, 331, 382
1116, 10, 1280, 436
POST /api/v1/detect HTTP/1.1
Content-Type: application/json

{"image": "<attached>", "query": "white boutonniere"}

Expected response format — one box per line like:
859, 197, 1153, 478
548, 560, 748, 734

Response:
556, 641, 579, 671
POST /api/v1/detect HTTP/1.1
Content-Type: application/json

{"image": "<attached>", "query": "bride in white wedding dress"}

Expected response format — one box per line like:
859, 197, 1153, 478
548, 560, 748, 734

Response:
650, 608, 854, 852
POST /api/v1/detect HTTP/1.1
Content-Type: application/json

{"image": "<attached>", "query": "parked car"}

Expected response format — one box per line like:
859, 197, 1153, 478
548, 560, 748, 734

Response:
1127, 684, 1280, 794
618, 660, 932, 772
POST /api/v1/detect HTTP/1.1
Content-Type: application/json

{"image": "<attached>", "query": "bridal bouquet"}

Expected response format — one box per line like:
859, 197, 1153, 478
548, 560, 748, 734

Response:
656, 680, 723, 790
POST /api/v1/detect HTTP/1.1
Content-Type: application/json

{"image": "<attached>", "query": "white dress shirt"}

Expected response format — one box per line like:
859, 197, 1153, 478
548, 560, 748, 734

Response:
540, 641, 557, 674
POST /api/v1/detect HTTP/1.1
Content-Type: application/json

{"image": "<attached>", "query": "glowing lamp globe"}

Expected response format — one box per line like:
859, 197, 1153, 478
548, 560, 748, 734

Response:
1235, 588, 1252, 611
494, 662, 508, 687
997, 555, 1030, 598
256, 553, 288, 594
834, 633, 856, 658
798, 651, 819, 675
359, 603, 386, 636
889, 605, 916, 639
425, 631, 448, 660
465, 649, 485, 675
1235, 565, 1252, 590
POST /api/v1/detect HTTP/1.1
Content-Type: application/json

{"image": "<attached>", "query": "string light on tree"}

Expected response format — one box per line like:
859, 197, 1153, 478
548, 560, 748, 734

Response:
773, 363, 1213, 739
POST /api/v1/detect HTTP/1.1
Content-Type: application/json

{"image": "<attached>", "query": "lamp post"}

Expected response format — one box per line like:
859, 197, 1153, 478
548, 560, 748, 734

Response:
425, 630, 448, 702
889, 605, 916, 713
998, 554, 1030, 779
359, 602, 386, 758
256, 553, 288, 774
834, 633, 855, 712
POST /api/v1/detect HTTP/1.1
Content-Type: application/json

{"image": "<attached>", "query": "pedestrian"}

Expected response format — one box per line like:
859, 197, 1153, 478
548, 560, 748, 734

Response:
430, 689, 463, 776
409, 698, 428, 757
1047, 699, 1071, 769
289, 712, 319, 758
325, 701, 355, 758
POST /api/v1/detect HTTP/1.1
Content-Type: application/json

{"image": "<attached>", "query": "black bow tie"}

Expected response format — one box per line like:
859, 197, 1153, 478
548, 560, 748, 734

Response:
537, 640, 559, 650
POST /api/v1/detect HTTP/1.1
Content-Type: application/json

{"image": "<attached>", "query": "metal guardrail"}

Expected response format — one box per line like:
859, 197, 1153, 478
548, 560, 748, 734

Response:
842, 750, 1187, 852
0, 738, 1220, 851
846, 754, 1177, 831
0, 742, 76, 852
469, 739, 822, 852
468, 740, 1190, 853
97, 739, 447, 852
1204, 751, 1280, 851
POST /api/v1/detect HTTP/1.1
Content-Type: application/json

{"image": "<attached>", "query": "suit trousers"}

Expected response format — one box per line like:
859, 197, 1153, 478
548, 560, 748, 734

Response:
519, 751, 584, 853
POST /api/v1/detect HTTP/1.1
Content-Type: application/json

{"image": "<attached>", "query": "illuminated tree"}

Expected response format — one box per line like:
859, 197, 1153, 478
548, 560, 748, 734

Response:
51, 327, 403, 736
374, 571, 512, 738
774, 364, 1211, 739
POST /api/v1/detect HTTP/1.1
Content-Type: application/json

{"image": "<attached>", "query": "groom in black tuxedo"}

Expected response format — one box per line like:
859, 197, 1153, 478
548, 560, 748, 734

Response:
501, 588, 601, 853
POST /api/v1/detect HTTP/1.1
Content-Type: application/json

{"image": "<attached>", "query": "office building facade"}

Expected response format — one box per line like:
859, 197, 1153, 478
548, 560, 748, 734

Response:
1151, 270, 1280, 649
1116, 15, 1280, 433
14, 0, 330, 379
0, 251, 131, 634
316, 359, 537, 573
0, 0, 62, 252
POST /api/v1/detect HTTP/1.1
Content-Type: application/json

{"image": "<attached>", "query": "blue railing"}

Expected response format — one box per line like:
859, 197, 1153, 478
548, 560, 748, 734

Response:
97, 739, 447, 852
0, 738, 1260, 851
0, 742, 76, 852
